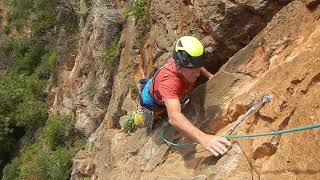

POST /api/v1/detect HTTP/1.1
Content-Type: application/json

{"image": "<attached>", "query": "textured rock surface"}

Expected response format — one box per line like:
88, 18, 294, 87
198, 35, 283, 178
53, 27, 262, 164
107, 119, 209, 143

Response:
191, 1, 320, 178
102, 14, 137, 129
49, 3, 124, 137
145, 0, 292, 74
63, 0, 320, 179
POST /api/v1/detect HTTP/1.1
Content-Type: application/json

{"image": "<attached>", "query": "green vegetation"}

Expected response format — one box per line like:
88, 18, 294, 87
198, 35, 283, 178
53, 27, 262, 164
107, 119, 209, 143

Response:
0, 74, 47, 153
123, 0, 146, 22
132, 0, 146, 23
2, 158, 20, 180
119, 113, 138, 133
19, 144, 75, 179
2, 0, 79, 35
133, 0, 149, 40
0, 38, 28, 65
44, 50, 58, 84
87, 83, 98, 101
3, 0, 33, 31
11, 42, 46, 75
123, 0, 149, 41
101, 37, 120, 71
2, 115, 85, 180
0, 0, 84, 179
44, 115, 75, 150
31, 11, 56, 37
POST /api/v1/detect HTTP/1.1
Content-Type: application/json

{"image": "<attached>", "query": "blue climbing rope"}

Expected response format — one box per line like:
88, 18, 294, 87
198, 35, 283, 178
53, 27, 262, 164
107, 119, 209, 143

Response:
224, 124, 320, 139
160, 126, 195, 147
161, 124, 320, 147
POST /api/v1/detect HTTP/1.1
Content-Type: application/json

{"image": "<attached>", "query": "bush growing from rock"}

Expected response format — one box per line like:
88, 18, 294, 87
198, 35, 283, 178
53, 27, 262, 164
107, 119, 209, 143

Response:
44, 115, 74, 150
2, 158, 21, 180
101, 37, 120, 71
120, 113, 138, 133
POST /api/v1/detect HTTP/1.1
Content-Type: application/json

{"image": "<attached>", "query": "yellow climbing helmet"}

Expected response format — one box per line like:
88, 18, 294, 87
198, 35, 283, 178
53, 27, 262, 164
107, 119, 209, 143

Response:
172, 36, 206, 68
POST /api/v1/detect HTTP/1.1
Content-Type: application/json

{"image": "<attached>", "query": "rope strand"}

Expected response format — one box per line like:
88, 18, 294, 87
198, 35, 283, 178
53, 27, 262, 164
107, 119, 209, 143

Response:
224, 124, 320, 139
161, 124, 320, 147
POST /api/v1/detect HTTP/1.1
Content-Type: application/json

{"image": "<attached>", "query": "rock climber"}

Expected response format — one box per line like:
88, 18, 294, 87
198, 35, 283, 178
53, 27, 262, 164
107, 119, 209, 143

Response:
138, 36, 231, 156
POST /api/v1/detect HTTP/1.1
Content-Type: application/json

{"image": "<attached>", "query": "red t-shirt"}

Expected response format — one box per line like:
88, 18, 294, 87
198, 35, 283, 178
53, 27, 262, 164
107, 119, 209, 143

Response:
149, 58, 195, 105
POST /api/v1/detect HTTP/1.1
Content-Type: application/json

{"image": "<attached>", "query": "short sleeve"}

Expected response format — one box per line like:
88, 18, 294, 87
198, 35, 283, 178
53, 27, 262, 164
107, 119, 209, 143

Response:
158, 75, 182, 102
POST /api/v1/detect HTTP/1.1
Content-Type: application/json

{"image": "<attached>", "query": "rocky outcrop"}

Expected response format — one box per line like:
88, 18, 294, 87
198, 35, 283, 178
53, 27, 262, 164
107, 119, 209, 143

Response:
68, 0, 320, 179
145, 0, 292, 74
62, 0, 295, 136
102, 14, 138, 129
180, 0, 320, 179
49, 2, 124, 137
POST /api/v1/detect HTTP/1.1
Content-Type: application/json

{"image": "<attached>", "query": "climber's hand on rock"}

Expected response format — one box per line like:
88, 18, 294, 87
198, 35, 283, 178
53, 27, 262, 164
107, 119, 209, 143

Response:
208, 73, 214, 80
200, 134, 232, 156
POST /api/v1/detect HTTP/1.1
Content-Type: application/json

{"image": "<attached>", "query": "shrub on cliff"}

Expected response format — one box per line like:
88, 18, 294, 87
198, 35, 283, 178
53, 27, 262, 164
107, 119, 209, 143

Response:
101, 36, 120, 71
2, 158, 20, 180
0, 74, 47, 153
44, 115, 74, 150
18, 141, 76, 179
2, 115, 85, 179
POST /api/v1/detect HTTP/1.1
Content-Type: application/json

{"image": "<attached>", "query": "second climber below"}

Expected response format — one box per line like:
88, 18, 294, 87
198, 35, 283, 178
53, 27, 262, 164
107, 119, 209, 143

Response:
138, 36, 231, 156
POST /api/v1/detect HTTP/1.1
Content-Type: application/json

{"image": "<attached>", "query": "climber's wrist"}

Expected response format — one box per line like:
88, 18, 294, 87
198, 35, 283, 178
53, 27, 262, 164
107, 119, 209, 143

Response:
197, 132, 209, 145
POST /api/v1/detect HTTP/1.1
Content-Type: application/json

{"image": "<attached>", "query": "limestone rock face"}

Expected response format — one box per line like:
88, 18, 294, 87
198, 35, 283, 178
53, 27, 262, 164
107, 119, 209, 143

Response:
146, 0, 292, 73
64, 0, 320, 179
102, 14, 138, 129
49, 3, 123, 137
71, 150, 95, 178
188, 0, 320, 179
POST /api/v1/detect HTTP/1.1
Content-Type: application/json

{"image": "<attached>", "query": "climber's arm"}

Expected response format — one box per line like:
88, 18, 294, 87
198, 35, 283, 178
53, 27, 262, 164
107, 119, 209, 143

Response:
164, 99, 231, 156
200, 67, 214, 79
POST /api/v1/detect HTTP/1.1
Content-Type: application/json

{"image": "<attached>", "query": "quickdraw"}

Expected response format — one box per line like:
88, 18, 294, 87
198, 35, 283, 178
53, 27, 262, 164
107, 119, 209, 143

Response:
226, 94, 273, 135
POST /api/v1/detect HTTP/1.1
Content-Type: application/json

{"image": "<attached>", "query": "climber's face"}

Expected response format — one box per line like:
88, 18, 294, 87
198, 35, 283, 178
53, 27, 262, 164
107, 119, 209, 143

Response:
180, 67, 201, 83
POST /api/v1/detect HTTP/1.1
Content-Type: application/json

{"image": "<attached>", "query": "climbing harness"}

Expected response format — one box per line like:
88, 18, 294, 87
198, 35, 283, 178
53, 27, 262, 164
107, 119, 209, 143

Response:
150, 63, 171, 108
139, 63, 170, 110
137, 61, 193, 129
135, 64, 170, 127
